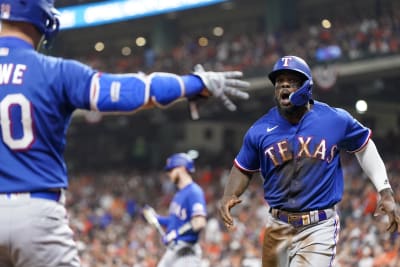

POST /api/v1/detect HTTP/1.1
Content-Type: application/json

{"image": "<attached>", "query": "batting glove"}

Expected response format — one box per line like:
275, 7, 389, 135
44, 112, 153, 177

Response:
375, 188, 400, 233
162, 230, 178, 245
142, 205, 157, 223
193, 64, 250, 111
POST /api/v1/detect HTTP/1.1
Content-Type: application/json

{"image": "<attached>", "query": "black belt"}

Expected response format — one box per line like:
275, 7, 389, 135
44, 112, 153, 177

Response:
269, 207, 335, 227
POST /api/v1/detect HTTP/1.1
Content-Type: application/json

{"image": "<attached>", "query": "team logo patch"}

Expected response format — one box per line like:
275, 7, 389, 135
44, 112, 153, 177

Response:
192, 203, 205, 214
0, 4, 11, 19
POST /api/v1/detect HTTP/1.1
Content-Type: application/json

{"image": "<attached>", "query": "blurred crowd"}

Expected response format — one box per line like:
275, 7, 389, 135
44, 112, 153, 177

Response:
76, 13, 400, 76
66, 152, 400, 267
62, 10, 400, 267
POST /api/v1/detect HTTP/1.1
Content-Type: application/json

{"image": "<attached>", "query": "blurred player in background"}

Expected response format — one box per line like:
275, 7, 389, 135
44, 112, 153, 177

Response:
0, 1, 249, 266
143, 152, 207, 267
218, 55, 400, 267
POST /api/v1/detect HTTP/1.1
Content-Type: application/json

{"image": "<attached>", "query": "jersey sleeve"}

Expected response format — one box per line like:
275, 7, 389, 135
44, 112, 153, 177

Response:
58, 58, 205, 112
57, 58, 95, 110
188, 186, 207, 219
234, 127, 261, 172
88, 73, 203, 111
337, 108, 371, 153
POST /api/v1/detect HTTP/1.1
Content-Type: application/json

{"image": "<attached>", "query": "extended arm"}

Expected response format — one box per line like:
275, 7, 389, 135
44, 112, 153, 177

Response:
190, 215, 207, 232
88, 67, 249, 114
355, 139, 390, 192
218, 165, 253, 229
156, 215, 170, 227
162, 215, 207, 245
355, 139, 400, 233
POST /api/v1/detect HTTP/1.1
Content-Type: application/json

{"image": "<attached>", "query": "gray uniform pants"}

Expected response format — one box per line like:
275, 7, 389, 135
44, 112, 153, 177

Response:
157, 241, 202, 267
0, 195, 80, 267
263, 212, 340, 267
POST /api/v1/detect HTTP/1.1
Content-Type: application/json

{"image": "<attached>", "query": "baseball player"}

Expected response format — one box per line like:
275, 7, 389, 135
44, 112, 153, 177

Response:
218, 55, 400, 267
144, 153, 207, 267
0, 1, 249, 267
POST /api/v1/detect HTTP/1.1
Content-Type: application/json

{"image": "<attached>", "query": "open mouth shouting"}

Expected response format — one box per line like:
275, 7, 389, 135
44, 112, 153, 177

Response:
279, 90, 292, 106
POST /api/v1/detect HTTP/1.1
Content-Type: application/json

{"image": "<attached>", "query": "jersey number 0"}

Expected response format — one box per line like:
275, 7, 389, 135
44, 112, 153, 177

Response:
0, 93, 34, 150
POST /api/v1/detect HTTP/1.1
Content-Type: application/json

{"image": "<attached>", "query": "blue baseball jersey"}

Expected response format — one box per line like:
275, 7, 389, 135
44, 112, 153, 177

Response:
167, 182, 207, 243
0, 37, 203, 193
235, 101, 371, 211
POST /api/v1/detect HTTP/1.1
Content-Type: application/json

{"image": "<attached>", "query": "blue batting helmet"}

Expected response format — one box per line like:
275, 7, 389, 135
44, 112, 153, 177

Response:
268, 55, 312, 84
268, 55, 313, 106
0, 0, 60, 48
164, 153, 195, 173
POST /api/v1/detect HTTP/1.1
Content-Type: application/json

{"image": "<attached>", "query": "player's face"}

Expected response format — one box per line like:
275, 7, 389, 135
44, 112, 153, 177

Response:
167, 168, 180, 185
274, 72, 303, 111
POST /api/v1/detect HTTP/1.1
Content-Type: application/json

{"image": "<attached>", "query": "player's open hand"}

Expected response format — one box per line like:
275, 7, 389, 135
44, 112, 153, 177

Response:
142, 205, 157, 223
218, 195, 242, 229
193, 64, 250, 111
375, 188, 400, 233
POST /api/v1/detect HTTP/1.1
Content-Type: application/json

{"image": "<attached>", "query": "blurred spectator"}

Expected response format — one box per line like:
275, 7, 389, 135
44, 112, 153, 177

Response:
59, 11, 400, 267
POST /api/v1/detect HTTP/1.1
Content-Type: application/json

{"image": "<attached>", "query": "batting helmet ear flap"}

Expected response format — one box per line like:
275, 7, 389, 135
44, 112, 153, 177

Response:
42, 6, 60, 49
289, 80, 313, 106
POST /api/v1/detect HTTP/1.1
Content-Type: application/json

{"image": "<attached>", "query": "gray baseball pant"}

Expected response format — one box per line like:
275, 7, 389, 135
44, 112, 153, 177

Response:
157, 240, 202, 267
0, 194, 80, 267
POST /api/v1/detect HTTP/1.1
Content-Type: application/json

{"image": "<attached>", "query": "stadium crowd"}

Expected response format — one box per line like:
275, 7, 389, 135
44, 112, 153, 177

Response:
61, 11, 400, 267
65, 150, 400, 267
74, 13, 400, 76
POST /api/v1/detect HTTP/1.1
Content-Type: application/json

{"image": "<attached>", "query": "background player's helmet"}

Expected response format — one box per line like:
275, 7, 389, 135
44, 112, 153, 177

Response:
268, 55, 313, 106
164, 153, 195, 173
0, 0, 60, 48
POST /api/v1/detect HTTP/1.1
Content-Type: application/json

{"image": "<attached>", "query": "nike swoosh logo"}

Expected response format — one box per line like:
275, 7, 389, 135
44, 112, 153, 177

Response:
267, 125, 279, 132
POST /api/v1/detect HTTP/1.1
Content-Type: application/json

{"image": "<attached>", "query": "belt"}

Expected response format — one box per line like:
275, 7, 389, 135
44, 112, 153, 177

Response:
269, 207, 335, 227
168, 240, 197, 250
0, 189, 64, 203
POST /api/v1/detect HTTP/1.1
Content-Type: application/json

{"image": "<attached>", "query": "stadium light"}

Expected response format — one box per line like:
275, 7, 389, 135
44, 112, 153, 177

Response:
355, 100, 368, 114
135, 37, 146, 47
321, 19, 332, 29
121, 46, 132, 56
198, 37, 208, 47
94, 42, 105, 52
213, 26, 224, 37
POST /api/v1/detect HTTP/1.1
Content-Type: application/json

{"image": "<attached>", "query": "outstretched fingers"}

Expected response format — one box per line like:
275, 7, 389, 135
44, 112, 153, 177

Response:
224, 86, 250, 99
222, 71, 244, 78
219, 198, 242, 229
226, 79, 251, 89
219, 93, 237, 111
219, 205, 233, 227
192, 65, 251, 112
390, 208, 400, 233
194, 64, 206, 72
374, 198, 400, 233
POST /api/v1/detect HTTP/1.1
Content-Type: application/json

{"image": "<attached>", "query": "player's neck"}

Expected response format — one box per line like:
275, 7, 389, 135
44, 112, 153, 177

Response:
280, 103, 311, 124
0, 21, 41, 48
177, 175, 192, 190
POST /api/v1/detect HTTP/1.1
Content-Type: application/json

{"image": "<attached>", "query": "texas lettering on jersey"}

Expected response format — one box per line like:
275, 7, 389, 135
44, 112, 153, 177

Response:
169, 201, 188, 220
264, 136, 338, 166
234, 102, 371, 210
